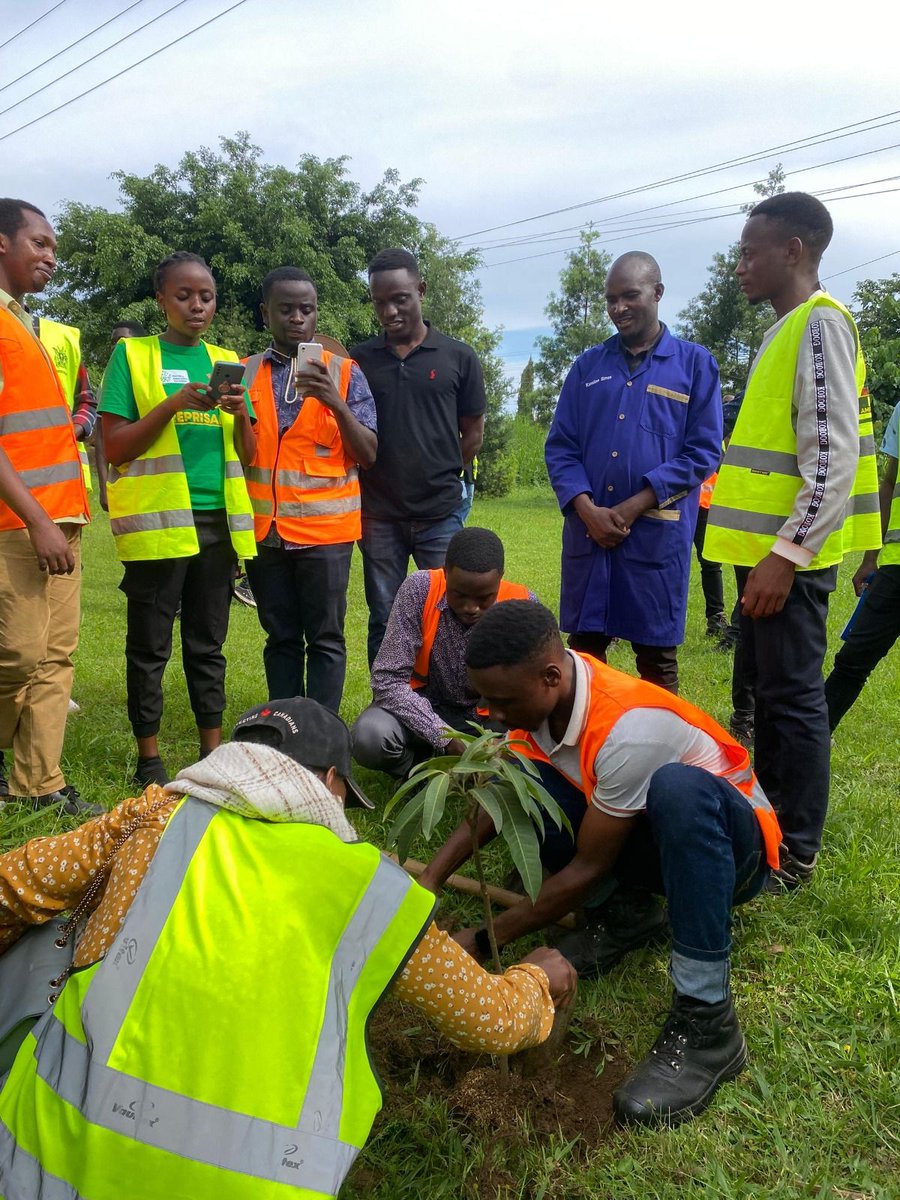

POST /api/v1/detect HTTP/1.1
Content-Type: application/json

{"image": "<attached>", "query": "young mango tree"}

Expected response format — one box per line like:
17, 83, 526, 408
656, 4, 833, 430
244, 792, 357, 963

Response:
383, 726, 571, 977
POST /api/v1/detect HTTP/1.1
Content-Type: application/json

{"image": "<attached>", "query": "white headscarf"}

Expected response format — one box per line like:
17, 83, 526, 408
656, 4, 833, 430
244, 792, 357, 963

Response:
164, 742, 358, 843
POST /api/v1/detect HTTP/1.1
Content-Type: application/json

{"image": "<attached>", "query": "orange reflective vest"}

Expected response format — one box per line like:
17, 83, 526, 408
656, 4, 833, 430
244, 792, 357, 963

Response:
514, 652, 781, 869
0, 306, 88, 531
411, 569, 532, 689
699, 471, 718, 510
244, 351, 361, 545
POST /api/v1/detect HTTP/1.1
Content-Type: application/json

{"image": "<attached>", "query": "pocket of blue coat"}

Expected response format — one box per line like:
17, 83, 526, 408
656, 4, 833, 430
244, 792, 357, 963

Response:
639, 384, 690, 439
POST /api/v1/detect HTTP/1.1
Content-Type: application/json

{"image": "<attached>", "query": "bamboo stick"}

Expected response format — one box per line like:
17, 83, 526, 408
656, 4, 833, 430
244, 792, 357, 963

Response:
391, 855, 577, 931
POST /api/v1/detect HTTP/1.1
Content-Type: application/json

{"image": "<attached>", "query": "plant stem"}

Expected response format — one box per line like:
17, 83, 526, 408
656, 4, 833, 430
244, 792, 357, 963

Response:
468, 799, 510, 1085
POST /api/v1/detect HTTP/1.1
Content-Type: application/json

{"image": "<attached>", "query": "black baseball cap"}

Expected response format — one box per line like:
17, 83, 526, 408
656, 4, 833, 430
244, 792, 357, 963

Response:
232, 697, 374, 809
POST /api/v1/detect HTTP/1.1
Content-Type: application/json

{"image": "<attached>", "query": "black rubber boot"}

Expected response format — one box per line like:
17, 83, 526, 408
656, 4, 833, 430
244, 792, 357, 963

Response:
614, 992, 747, 1126
134, 756, 170, 789
553, 888, 669, 978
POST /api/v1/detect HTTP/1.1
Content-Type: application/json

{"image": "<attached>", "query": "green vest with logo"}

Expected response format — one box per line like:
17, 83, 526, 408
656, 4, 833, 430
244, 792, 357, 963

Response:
0, 799, 436, 1199
38, 317, 92, 492
107, 336, 256, 561
705, 294, 881, 569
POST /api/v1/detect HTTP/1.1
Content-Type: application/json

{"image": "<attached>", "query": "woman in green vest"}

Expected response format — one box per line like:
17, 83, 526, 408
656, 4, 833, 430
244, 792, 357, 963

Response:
100, 251, 257, 789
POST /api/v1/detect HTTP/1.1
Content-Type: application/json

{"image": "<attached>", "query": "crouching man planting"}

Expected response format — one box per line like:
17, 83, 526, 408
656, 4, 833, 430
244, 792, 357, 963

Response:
418, 601, 781, 1126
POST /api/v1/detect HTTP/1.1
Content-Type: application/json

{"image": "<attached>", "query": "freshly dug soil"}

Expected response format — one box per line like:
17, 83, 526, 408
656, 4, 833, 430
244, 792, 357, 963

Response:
369, 999, 630, 1150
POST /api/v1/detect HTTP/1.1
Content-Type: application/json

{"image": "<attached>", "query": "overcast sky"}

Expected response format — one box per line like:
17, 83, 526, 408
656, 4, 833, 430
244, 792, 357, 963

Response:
5, 0, 899, 383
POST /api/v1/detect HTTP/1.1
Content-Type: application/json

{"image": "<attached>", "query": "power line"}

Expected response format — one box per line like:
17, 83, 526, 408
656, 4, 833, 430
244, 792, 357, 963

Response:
0, 0, 196, 122
0, 1, 70, 52
0, 0, 252, 144
823, 250, 900, 281
452, 107, 900, 241
481, 183, 900, 268
0, 0, 148, 98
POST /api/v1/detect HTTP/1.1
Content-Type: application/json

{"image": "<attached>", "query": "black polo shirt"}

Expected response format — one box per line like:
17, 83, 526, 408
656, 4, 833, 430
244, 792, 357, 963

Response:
350, 323, 486, 521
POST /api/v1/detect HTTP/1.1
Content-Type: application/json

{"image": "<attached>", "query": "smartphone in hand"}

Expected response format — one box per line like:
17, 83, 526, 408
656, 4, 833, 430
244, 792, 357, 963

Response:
207, 360, 247, 404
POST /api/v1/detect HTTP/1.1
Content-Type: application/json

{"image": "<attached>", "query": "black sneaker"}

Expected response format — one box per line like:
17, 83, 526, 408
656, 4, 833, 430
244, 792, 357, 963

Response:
728, 714, 754, 748
613, 993, 747, 1126
232, 576, 257, 608
33, 785, 104, 818
716, 628, 740, 653
765, 847, 817, 893
134, 756, 171, 789
705, 614, 729, 638
553, 888, 669, 978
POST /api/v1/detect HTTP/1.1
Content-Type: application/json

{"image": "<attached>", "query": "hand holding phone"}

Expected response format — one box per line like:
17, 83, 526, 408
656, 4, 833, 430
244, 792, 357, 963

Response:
207, 360, 247, 406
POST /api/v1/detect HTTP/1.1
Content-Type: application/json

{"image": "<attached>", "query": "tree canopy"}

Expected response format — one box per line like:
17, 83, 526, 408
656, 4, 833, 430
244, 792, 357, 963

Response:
851, 273, 900, 435
532, 228, 612, 423
38, 132, 513, 492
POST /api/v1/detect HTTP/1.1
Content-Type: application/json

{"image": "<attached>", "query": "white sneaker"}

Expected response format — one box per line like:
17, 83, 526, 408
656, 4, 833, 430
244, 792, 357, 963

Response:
67, 698, 81, 714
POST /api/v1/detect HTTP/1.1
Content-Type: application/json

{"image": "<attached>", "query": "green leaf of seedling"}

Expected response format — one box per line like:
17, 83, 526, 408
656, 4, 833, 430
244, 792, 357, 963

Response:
524, 777, 572, 837
421, 772, 450, 840
503, 762, 547, 829
505, 741, 542, 777
495, 792, 543, 902
470, 784, 504, 833
386, 791, 428, 863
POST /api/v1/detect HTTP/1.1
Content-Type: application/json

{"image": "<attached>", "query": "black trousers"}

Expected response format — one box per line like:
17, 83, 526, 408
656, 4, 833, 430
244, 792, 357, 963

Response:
825, 565, 900, 731
693, 506, 725, 621
735, 564, 837, 861
120, 510, 236, 738
245, 541, 353, 713
568, 631, 679, 694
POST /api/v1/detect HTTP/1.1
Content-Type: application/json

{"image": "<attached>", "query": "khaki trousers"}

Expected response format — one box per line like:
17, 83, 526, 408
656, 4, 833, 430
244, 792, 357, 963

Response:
0, 525, 81, 796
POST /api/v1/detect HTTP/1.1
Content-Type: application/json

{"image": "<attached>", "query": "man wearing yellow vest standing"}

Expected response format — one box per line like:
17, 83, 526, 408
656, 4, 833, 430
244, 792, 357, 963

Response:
243, 267, 377, 713
825, 399, 900, 729
352, 527, 535, 778
705, 193, 881, 889
0, 199, 97, 817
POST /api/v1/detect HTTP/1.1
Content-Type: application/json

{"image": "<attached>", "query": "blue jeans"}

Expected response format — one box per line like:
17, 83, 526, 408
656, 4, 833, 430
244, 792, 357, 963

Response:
360, 511, 463, 666
535, 760, 769, 1002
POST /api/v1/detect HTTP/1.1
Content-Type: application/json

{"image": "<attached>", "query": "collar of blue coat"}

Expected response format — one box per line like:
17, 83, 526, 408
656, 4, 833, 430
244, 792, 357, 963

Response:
607, 321, 675, 360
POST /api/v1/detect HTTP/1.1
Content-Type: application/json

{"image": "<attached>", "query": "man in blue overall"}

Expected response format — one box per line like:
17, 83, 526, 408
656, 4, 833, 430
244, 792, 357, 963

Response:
545, 251, 722, 694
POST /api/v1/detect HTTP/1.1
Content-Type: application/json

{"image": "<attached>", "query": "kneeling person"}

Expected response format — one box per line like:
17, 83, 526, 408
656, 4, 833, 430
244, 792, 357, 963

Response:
352, 526, 536, 776
419, 601, 781, 1126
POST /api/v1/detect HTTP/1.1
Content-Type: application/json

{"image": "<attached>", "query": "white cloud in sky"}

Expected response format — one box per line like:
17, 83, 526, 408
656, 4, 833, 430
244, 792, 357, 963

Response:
3, 0, 898, 369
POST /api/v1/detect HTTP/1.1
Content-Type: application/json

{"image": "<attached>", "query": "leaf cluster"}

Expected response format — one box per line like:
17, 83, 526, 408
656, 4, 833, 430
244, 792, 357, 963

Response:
384, 727, 571, 902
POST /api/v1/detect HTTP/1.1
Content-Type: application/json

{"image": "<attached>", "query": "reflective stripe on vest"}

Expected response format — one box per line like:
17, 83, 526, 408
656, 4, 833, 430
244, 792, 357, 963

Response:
514, 653, 782, 869
0, 308, 88, 532
106, 337, 256, 562
244, 351, 362, 545
705, 295, 882, 569
880, 480, 900, 566
411, 570, 532, 689
0, 800, 436, 1199
38, 318, 92, 492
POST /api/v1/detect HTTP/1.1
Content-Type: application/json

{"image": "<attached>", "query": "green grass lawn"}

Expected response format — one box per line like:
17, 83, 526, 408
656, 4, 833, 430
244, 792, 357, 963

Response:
3, 489, 899, 1198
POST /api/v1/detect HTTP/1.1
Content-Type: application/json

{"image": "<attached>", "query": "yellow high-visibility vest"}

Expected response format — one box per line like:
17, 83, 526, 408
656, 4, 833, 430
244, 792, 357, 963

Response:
37, 317, 92, 492
705, 293, 881, 569
0, 799, 436, 1199
106, 336, 256, 561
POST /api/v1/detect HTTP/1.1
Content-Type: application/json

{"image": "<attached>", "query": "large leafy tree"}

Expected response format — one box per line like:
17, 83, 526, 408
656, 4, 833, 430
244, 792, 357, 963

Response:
852, 273, 900, 435
39, 132, 514, 492
533, 228, 613, 423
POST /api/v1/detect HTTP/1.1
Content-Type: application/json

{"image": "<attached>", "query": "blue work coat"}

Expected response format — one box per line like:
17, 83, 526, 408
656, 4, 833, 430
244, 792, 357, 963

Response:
545, 327, 722, 645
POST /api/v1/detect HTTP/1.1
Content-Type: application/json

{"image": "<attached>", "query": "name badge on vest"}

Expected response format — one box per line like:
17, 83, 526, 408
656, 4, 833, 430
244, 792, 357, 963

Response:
160, 369, 190, 385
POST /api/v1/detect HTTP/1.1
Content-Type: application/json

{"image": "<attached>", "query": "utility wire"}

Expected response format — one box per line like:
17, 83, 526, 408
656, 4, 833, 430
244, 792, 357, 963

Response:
0, 0, 148, 98
0, 0, 251, 143
0, 0, 196, 122
453, 107, 900, 241
823, 250, 900, 281
474, 141, 900, 257
481, 183, 900, 268
0, 1, 70, 52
